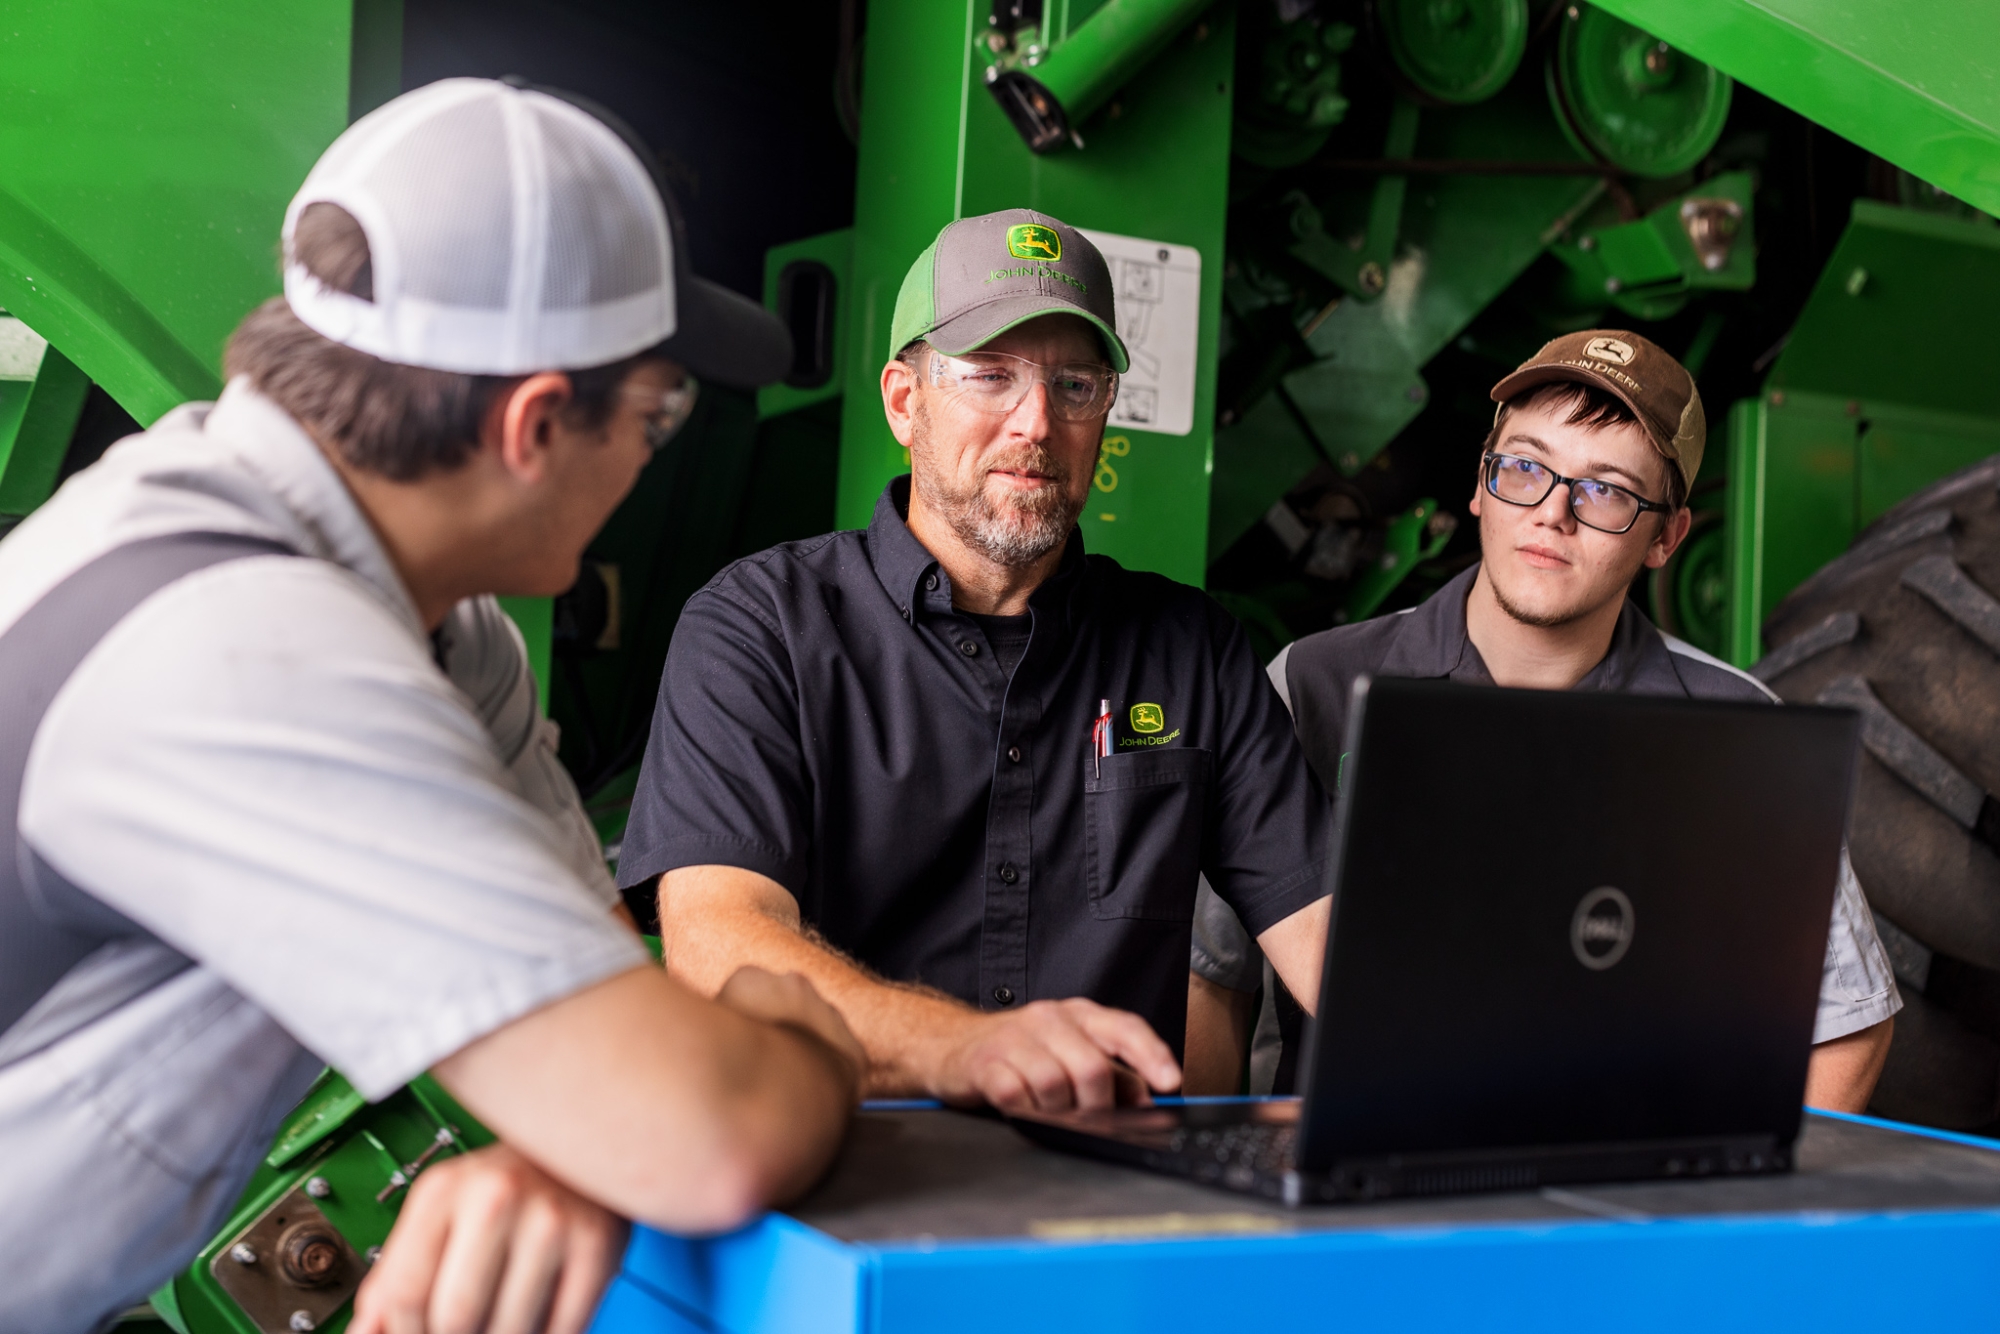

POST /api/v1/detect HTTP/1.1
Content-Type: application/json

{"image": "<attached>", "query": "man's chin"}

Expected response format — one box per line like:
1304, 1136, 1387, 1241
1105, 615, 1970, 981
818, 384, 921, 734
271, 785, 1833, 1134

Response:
1489, 571, 1595, 629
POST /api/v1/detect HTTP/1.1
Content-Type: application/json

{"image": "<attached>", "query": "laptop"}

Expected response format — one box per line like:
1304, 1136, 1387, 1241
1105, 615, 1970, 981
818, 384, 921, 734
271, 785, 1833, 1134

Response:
1010, 676, 1861, 1205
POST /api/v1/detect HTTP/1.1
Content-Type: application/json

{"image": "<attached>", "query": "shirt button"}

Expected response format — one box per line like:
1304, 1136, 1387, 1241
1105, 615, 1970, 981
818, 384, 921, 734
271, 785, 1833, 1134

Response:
958, 640, 980, 657
993, 985, 1016, 1006
997, 862, 1019, 884
1007, 745, 1023, 763
925, 573, 939, 591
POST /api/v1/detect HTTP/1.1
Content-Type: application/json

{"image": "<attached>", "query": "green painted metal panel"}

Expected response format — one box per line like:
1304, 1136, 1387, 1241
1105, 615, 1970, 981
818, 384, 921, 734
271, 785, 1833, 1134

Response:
497, 595, 553, 717
835, 0, 981, 532
0, 2, 363, 424
759, 229, 853, 421
837, 0, 1233, 586
0, 341, 90, 517
1770, 202, 2000, 417
1588, 0, 2000, 217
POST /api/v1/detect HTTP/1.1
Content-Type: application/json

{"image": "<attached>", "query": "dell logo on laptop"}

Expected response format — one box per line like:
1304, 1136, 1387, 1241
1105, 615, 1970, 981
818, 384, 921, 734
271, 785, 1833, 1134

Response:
1571, 887, 1634, 970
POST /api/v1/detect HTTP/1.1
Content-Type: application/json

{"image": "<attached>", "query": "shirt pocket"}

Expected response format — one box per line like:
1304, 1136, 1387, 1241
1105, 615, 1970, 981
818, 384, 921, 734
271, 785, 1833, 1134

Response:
1084, 748, 1214, 922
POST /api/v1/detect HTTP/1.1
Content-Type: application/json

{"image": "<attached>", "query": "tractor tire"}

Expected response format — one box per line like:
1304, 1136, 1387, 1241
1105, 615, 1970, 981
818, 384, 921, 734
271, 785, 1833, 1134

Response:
1759, 452, 2000, 1131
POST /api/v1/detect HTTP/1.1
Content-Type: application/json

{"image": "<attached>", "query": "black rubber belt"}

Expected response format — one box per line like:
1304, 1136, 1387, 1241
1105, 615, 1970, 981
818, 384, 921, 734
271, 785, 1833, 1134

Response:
1818, 674, 2000, 853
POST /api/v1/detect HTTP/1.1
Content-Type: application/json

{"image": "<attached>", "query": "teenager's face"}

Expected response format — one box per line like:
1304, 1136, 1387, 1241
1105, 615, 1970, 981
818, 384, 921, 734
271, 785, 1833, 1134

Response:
529, 358, 682, 593
1469, 397, 1688, 628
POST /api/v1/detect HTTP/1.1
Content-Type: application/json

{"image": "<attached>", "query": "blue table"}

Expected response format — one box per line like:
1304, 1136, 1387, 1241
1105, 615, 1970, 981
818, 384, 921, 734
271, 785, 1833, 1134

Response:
590, 1104, 2000, 1332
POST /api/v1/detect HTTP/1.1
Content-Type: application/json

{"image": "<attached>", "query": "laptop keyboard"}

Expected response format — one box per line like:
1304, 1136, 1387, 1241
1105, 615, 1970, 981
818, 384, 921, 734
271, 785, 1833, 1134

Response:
1170, 1122, 1296, 1177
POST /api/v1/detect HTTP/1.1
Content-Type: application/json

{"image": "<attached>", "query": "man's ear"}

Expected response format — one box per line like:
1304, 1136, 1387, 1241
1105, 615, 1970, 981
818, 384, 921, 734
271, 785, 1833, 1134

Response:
880, 359, 919, 448
1644, 504, 1695, 569
483, 372, 574, 483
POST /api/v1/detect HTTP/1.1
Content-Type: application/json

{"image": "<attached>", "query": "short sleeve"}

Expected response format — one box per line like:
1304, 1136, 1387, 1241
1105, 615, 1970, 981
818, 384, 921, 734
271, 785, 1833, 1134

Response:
1813, 849, 1903, 1043
616, 586, 813, 894
440, 596, 617, 909
1191, 877, 1264, 993
19, 560, 648, 1099
1201, 607, 1333, 937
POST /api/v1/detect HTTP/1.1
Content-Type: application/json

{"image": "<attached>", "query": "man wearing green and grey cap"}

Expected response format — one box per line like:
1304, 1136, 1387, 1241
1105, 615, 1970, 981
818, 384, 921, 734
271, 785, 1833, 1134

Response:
620, 209, 1337, 1114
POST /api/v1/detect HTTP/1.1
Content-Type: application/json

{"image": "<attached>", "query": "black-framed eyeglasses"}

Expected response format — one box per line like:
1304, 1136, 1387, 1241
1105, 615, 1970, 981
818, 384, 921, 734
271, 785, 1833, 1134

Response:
620, 377, 701, 453
1481, 451, 1672, 535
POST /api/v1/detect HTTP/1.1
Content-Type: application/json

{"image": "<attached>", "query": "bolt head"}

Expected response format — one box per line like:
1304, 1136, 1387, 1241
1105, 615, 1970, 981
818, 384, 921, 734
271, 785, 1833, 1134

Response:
305, 1176, 330, 1199
1604, 276, 1623, 293
289, 1313, 317, 1333
1578, 235, 1597, 251
229, 1243, 258, 1266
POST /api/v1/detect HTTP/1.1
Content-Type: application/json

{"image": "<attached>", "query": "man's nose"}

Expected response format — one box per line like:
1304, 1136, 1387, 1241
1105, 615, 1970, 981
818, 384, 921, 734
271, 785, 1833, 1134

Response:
1004, 380, 1054, 438
1533, 479, 1578, 531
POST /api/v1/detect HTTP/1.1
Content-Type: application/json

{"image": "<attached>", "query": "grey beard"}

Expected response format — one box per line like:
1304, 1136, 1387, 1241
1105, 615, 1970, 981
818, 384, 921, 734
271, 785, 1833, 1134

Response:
909, 404, 1083, 568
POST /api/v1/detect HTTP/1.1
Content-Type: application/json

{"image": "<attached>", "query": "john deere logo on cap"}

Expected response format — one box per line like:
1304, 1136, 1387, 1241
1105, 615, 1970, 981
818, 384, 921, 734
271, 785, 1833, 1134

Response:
1584, 336, 1636, 366
1007, 224, 1062, 263
1130, 703, 1164, 733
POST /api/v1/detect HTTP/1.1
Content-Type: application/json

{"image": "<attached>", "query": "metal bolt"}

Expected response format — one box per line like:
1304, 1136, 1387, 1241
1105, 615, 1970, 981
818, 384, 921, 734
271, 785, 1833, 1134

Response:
1340, 452, 1361, 472
289, 1314, 316, 1333
1604, 276, 1623, 294
229, 1243, 258, 1266
1578, 234, 1597, 251
1566, 5, 1579, 18
305, 1177, 330, 1199
1645, 42, 1672, 75
1770, 391, 1786, 407
365, 1246, 382, 1266
1357, 261, 1386, 294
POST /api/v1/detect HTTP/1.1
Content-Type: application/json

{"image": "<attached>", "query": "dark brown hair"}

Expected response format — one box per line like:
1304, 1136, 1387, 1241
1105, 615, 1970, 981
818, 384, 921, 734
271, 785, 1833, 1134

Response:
1484, 380, 1686, 511
225, 203, 653, 481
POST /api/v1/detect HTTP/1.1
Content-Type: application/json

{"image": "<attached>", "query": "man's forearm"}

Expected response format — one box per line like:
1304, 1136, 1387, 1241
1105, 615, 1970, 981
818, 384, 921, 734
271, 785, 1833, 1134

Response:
1805, 1016, 1894, 1113
660, 866, 980, 1099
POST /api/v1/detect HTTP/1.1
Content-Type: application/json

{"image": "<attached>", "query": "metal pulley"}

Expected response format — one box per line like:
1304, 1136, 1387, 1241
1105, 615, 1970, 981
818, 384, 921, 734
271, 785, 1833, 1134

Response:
1547, 3, 1732, 178
1234, 9, 1357, 168
1375, 0, 1528, 106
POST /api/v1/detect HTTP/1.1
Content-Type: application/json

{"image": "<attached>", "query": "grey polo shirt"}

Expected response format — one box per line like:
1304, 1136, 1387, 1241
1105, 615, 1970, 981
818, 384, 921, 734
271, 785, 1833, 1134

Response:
1194, 563, 1900, 1089
0, 383, 645, 1334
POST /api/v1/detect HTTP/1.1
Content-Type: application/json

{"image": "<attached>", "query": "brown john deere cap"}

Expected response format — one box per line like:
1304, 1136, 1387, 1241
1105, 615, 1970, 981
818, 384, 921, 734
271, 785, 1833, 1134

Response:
889, 208, 1129, 372
1489, 330, 1706, 495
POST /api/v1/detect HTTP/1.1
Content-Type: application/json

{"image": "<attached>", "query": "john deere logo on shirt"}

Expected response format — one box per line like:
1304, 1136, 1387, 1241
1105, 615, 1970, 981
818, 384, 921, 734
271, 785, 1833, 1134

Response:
1570, 887, 1634, 970
1007, 224, 1062, 263
1129, 703, 1164, 733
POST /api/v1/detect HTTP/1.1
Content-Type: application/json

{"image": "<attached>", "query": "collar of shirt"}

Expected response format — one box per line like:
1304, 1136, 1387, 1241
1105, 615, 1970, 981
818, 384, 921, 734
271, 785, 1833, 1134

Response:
1378, 562, 1686, 693
198, 379, 426, 638
865, 475, 1089, 635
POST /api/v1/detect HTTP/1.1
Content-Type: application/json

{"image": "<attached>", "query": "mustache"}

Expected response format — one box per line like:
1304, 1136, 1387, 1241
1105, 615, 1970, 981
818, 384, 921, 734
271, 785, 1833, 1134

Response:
982, 447, 1072, 487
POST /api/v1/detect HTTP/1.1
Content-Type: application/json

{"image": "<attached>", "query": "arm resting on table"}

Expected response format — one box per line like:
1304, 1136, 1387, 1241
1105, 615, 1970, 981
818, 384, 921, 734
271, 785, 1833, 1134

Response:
433, 963, 857, 1235
658, 863, 1181, 1112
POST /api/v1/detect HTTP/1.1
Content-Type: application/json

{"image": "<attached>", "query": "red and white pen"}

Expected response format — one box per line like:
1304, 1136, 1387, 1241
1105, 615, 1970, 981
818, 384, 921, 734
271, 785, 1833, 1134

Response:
1091, 698, 1113, 777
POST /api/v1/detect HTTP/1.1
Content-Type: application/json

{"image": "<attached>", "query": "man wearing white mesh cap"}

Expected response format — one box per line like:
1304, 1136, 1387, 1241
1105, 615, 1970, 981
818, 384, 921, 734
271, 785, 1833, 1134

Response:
0, 78, 860, 1334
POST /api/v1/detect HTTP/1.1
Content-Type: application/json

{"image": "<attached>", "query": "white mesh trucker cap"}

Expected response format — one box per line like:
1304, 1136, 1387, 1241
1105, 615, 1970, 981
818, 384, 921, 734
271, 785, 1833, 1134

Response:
282, 77, 790, 386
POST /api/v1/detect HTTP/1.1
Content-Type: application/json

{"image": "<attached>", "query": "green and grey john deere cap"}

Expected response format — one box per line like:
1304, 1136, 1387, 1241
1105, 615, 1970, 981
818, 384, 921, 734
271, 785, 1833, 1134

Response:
889, 208, 1129, 372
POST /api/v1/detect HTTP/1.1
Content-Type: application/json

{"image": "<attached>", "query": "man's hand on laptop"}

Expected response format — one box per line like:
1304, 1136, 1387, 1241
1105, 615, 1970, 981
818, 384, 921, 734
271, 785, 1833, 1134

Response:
925, 998, 1181, 1113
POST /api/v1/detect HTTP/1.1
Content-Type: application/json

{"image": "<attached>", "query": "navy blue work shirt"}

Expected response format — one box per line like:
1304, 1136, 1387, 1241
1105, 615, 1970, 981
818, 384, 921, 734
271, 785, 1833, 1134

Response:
618, 478, 1330, 1054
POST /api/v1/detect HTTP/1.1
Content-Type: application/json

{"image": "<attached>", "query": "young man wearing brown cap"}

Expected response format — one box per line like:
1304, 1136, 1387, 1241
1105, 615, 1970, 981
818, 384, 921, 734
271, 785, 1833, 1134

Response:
620, 209, 1336, 1115
1186, 330, 1901, 1112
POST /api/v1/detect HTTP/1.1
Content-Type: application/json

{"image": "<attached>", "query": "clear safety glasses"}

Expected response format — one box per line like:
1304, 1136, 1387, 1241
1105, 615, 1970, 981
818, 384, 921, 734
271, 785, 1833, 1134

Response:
620, 377, 701, 453
1482, 451, 1672, 535
924, 349, 1119, 423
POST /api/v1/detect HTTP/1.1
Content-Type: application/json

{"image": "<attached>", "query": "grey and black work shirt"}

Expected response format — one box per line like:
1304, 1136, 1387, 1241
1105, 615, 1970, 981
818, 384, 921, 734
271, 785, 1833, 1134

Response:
620, 478, 1331, 1055
1193, 561, 1901, 1080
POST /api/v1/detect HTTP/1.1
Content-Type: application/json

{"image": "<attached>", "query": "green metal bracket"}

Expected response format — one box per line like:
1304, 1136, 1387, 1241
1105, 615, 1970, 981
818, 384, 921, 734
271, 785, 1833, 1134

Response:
0, 315, 89, 517
1283, 99, 1422, 301
1546, 169, 1754, 321
1343, 496, 1453, 623
1588, 0, 2000, 218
